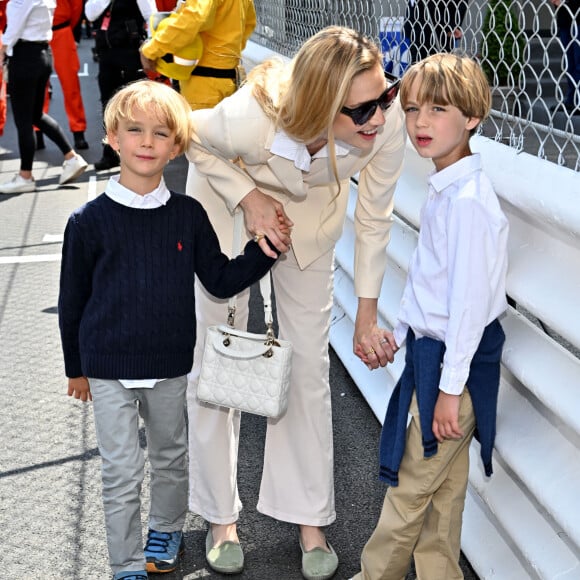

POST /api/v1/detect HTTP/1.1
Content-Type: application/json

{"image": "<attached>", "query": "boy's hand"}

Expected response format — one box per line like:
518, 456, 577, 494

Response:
67, 376, 92, 402
432, 391, 463, 442
240, 188, 293, 258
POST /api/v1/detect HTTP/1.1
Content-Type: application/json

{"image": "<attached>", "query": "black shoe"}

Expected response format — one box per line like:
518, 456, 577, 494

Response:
35, 131, 45, 150
74, 132, 89, 150
94, 155, 120, 171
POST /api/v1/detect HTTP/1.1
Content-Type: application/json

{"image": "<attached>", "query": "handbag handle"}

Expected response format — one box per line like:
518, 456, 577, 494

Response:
227, 210, 273, 333
211, 325, 273, 359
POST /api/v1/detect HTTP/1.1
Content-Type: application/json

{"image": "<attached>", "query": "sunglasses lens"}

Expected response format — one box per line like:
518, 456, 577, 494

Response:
341, 79, 400, 125
379, 83, 400, 111
353, 104, 378, 125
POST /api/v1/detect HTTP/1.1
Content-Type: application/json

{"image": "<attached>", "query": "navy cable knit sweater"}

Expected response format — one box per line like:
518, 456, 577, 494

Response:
58, 192, 277, 380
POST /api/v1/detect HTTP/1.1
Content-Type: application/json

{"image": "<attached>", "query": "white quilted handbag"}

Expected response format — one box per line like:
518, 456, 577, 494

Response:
197, 212, 293, 418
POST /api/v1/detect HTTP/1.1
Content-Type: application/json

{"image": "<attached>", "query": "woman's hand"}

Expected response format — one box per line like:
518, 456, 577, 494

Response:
354, 298, 398, 370
240, 188, 293, 258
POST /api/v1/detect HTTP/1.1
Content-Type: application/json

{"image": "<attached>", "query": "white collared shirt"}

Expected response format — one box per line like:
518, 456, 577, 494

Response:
393, 154, 509, 395
3, 0, 55, 55
85, 0, 155, 23
105, 175, 170, 388
269, 129, 351, 172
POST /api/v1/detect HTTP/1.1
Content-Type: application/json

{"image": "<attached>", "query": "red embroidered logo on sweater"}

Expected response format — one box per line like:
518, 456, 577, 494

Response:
177, 241, 183, 251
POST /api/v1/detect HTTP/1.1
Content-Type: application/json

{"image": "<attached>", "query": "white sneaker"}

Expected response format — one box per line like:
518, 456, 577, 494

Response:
59, 154, 88, 185
0, 174, 36, 194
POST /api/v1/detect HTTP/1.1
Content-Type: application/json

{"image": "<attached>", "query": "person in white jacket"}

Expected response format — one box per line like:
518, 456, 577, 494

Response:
185, 26, 406, 580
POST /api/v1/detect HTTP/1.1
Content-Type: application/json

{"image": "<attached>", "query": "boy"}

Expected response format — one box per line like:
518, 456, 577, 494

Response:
352, 53, 509, 579
58, 80, 287, 580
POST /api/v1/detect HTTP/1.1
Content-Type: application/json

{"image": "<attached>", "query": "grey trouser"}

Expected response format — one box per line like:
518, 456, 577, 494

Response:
89, 376, 188, 575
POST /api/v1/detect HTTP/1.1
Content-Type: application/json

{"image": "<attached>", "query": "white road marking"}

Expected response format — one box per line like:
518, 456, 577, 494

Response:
0, 254, 61, 264
42, 234, 64, 243
5, 175, 98, 265
51, 62, 90, 78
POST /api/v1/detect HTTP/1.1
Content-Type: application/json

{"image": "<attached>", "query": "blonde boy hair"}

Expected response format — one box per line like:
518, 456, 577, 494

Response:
247, 25, 382, 194
103, 80, 193, 154
400, 53, 491, 134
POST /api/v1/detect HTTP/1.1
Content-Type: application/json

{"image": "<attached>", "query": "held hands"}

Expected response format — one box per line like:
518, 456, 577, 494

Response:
354, 299, 398, 369
67, 376, 92, 402
240, 188, 293, 259
355, 330, 398, 370
432, 391, 463, 443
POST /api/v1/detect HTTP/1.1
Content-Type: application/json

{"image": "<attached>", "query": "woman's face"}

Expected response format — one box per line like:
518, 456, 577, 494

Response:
332, 63, 388, 151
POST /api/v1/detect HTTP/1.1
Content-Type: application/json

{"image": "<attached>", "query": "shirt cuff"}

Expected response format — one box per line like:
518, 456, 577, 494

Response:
439, 364, 469, 395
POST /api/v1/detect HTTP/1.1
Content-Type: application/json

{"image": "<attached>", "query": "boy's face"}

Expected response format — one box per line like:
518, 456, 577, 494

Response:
403, 77, 480, 172
107, 107, 180, 194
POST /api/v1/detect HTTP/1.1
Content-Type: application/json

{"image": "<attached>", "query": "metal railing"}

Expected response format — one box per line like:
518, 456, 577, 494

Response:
251, 0, 580, 170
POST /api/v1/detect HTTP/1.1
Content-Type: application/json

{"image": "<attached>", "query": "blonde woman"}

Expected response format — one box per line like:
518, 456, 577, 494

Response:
186, 26, 406, 579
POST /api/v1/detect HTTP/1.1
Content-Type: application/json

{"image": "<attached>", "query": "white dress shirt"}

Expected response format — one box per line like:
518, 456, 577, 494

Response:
85, 0, 155, 24
3, 0, 55, 55
105, 175, 170, 388
269, 129, 351, 172
393, 154, 509, 395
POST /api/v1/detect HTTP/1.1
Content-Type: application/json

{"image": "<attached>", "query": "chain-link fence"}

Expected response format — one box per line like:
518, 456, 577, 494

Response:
251, 0, 580, 170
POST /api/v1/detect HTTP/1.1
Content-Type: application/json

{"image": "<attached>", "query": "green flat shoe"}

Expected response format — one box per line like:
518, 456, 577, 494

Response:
205, 528, 244, 575
299, 538, 339, 580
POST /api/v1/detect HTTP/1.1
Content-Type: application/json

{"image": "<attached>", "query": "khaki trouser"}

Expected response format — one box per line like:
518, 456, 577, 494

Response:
354, 389, 476, 580
187, 249, 336, 526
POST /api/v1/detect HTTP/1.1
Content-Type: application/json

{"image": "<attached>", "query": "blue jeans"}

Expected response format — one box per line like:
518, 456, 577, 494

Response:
560, 26, 580, 106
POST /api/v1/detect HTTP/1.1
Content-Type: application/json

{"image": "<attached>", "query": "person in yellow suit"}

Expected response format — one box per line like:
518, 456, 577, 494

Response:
139, 0, 256, 110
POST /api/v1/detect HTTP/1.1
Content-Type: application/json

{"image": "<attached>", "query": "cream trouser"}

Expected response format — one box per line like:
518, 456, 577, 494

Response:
354, 389, 476, 580
187, 249, 336, 526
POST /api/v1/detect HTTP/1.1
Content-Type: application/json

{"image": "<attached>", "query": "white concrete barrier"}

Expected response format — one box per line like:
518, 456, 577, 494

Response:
332, 138, 580, 579
244, 41, 580, 579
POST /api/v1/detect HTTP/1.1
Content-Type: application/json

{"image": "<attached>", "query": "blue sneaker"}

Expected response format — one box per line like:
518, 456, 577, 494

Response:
113, 571, 148, 580
144, 529, 184, 573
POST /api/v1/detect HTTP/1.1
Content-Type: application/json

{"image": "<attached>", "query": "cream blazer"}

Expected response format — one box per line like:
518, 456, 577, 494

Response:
185, 82, 406, 298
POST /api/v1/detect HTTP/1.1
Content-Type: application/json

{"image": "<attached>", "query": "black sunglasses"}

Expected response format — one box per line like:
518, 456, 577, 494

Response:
340, 74, 401, 125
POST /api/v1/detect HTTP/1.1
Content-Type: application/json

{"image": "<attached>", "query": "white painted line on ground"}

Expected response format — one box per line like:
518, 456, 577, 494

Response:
42, 234, 64, 243
0, 254, 61, 264
52, 63, 89, 78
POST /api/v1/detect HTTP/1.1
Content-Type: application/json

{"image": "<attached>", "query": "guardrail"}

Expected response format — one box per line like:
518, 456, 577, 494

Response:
331, 138, 580, 579
244, 41, 580, 579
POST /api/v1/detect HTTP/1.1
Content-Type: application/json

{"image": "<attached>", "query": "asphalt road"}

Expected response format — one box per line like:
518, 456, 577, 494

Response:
0, 39, 478, 580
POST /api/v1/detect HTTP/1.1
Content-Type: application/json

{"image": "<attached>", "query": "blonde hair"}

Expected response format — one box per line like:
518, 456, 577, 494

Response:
400, 53, 491, 134
103, 80, 193, 154
247, 26, 382, 195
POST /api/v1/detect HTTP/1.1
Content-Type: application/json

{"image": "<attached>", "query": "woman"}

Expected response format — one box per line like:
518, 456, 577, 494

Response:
186, 26, 405, 579
0, 0, 88, 194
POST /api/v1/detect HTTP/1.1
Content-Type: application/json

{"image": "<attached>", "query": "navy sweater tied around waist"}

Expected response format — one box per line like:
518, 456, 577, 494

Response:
379, 319, 505, 486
